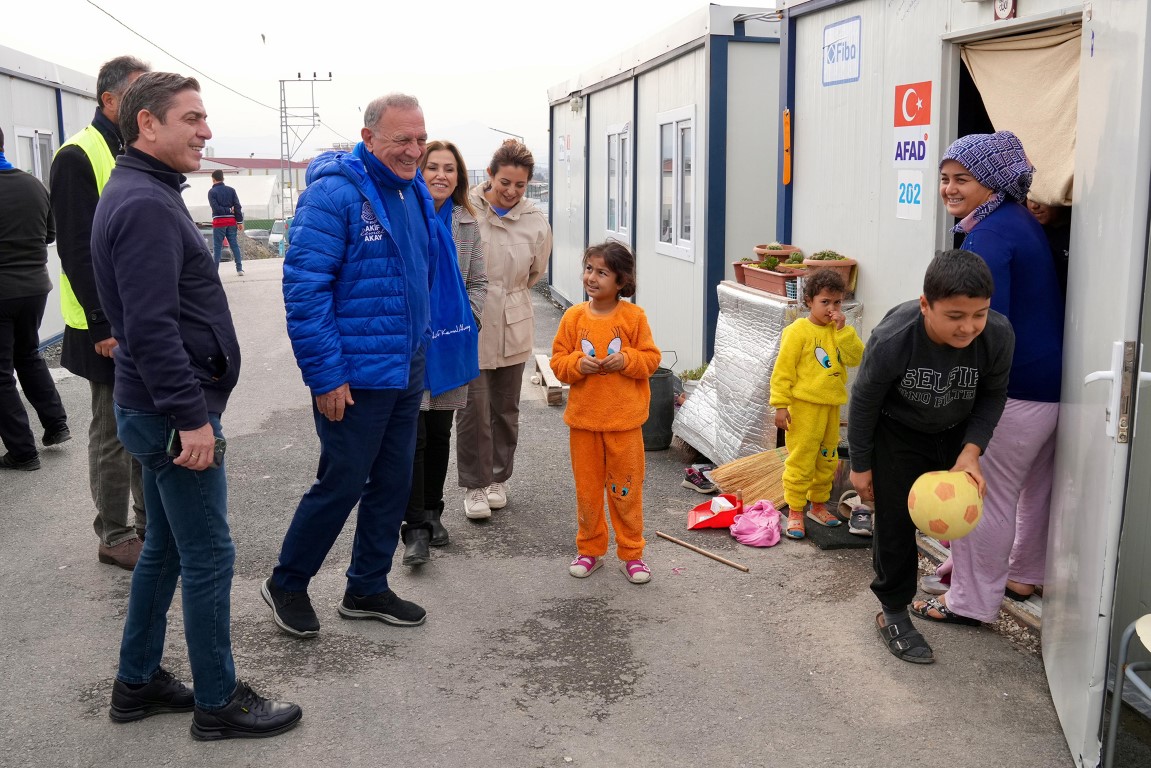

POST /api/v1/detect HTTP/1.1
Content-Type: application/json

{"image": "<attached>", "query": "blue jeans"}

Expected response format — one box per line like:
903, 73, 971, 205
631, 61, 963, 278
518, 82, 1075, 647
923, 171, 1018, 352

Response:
212, 225, 243, 271
114, 406, 236, 710
273, 349, 424, 596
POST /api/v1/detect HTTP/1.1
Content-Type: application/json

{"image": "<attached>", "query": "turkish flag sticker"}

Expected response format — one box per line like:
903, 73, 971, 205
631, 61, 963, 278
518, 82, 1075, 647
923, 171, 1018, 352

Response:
894, 81, 932, 127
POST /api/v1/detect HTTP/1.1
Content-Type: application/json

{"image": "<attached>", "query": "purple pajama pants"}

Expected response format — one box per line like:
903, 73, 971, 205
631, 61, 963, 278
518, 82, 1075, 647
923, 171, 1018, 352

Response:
941, 398, 1059, 622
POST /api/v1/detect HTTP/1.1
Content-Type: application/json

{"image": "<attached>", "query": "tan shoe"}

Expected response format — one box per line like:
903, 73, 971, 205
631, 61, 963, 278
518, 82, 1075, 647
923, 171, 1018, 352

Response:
98, 537, 143, 570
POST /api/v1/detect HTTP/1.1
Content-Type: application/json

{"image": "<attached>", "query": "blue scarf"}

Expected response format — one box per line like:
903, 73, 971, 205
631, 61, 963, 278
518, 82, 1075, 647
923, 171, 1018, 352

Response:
351, 143, 478, 396
0, 150, 13, 171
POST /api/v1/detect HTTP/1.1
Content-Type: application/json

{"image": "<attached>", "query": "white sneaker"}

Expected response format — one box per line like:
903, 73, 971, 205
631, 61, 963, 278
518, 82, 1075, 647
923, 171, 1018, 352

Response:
464, 487, 491, 519
486, 482, 507, 510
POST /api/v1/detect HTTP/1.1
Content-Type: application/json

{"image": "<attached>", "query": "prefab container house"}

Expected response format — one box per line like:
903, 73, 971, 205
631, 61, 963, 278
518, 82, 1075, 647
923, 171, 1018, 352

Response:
547, 5, 782, 372
1, 45, 97, 345
779, 0, 1151, 763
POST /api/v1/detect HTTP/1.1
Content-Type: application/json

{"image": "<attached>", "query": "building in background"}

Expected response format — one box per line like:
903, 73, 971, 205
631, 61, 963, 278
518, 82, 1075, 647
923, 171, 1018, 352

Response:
0, 45, 97, 345
547, 5, 782, 372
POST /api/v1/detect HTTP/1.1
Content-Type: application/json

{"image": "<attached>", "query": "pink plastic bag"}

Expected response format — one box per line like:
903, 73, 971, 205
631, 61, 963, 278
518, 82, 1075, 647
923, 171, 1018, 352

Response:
729, 500, 782, 547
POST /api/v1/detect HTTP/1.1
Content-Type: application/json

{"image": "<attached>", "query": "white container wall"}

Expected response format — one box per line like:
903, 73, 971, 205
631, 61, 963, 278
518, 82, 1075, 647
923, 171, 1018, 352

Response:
548, 6, 782, 372
549, 99, 588, 306
782, 2, 1151, 764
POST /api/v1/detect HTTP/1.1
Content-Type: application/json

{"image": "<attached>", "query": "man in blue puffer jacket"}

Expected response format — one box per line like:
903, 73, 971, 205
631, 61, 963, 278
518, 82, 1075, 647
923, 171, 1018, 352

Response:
263, 93, 440, 638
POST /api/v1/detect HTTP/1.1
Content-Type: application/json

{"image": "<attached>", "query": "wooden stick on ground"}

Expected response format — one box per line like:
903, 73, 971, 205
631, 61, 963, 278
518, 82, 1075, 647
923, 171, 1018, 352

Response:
656, 531, 750, 573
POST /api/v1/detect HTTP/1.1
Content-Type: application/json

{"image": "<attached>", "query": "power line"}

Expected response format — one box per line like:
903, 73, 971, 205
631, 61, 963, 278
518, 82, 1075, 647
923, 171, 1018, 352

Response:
86, 0, 279, 112
83, 0, 357, 145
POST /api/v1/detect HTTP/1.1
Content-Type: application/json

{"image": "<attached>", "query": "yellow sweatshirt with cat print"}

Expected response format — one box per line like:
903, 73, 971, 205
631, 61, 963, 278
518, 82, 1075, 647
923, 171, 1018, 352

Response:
770, 318, 864, 408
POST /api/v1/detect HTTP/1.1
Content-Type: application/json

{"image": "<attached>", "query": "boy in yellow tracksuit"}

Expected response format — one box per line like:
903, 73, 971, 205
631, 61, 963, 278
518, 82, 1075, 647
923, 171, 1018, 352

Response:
770, 269, 864, 539
551, 242, 662, 584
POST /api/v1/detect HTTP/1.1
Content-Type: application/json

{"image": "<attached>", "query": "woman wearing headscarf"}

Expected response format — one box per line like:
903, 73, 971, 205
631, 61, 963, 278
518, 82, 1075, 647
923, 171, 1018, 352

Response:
912, 130, 1064, 625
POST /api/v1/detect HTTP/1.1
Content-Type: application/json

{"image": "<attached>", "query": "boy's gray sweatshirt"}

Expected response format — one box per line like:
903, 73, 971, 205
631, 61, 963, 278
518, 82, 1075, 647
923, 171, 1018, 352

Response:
848, 300, 1015, 473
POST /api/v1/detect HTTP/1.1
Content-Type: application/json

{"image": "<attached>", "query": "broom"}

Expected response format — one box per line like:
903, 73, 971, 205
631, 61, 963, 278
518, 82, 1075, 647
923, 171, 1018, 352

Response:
709, 447, 789, 508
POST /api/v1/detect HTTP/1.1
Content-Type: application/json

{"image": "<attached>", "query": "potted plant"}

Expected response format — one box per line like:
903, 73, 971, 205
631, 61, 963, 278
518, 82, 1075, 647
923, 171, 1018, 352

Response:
741, 255, 797, 298
803, 249, 857, 285
754, 241, 804, 261
732, 256, 757, 285
678, 363, 708, 399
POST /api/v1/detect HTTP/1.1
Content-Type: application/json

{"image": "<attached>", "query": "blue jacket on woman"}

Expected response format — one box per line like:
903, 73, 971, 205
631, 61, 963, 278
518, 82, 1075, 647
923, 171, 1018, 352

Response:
962, 201, 1064, 403
284, 147, 473, 396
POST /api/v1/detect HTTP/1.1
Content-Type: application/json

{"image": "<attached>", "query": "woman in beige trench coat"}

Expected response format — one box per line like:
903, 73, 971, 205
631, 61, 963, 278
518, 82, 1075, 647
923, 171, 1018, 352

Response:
456, 140, 552, 520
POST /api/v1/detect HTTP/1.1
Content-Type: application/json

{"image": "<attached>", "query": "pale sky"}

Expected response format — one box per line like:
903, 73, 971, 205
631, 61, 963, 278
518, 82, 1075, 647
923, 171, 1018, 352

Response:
3, 0, 770, 170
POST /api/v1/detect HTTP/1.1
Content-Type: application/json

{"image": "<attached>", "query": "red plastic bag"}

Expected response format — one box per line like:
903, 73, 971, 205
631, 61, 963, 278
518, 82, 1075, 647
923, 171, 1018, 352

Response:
687, 493, 742, 530
729, 500, 782, 547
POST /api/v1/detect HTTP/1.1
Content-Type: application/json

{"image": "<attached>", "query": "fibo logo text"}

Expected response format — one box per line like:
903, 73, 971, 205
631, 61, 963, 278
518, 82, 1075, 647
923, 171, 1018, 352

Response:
827, 39, 857, 64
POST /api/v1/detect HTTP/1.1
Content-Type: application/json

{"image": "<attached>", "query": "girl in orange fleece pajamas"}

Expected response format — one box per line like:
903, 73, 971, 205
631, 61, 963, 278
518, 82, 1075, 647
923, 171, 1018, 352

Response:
769, 269, 864, 540
551, 242, 661, 584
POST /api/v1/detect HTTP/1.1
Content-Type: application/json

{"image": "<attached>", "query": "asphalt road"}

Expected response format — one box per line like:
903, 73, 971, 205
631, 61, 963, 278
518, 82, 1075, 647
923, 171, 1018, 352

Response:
0, 259, 1075, 767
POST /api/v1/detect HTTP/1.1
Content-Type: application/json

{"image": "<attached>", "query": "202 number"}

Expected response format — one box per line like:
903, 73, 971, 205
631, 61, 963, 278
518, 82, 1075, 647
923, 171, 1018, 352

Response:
898, 182, 922, 205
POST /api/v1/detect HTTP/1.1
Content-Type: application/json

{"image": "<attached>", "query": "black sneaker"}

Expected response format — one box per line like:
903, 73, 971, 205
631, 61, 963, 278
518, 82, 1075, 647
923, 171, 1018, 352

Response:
338, 589, 426, 626
190, 680, 302, 741
43, 427, 72, 446
0, 452, 40, 471
261, 577, 319, 638
109, 667, 195, 722
848, 510, 873, 537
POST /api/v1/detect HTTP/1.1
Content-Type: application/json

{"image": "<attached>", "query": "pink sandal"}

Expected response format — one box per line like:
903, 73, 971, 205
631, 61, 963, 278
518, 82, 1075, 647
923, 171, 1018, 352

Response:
569, 554, 602, 578
621, 559, 651, 584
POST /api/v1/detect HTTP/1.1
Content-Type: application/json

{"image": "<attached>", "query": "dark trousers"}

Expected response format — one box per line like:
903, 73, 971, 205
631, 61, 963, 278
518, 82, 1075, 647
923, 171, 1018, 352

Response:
870, 415, 966, 609
455, 363, 526, 488
403, 409, 454, 533
0, 293, 67, 460
273, 349, 424, 596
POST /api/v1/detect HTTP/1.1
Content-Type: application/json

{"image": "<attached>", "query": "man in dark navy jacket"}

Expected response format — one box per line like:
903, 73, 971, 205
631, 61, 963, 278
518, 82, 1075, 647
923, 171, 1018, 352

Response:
91, 71, 301, 740
207, 169, 244, 273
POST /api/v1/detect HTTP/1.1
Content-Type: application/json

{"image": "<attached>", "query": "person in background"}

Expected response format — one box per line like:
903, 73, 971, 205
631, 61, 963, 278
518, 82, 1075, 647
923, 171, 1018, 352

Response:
50, 54, 149, 568
849, 250, 1014, 663
400, 140, 487, 565
770, 268, 864, 540
1027, 197, 1071, 298
0, 127, 70, 472
208, 169, 245, 274
914, 132, 1064, 625
263, 93, 442, 637
551, 241, 661, 583
457, 140, 552, 520
93, 71, 300, 739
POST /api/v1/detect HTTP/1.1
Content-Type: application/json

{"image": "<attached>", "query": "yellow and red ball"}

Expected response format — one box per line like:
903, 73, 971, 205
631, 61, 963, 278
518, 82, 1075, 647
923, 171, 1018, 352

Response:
907, 470, 983, 540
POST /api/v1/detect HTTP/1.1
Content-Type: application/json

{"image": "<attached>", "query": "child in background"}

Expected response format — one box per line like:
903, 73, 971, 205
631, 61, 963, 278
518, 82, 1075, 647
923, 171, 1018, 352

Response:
770, 269, 864, 540
551, 242, 662, 584
848, 249, 1014, 664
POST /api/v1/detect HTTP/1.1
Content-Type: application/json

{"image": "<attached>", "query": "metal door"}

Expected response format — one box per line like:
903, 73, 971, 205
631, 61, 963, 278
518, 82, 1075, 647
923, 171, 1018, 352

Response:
1042, 4, 1151, 765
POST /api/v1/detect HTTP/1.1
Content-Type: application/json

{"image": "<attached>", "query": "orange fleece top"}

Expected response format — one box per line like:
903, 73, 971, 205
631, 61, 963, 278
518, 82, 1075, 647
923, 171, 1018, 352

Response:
551, 301, 662, 431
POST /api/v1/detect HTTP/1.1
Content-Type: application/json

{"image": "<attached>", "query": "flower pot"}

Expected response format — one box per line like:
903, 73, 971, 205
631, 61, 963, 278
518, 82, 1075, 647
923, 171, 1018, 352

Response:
802, 258, 857, 286
741, 264, 795, 298
754, 243, 804, 261
732, 261, 756, 285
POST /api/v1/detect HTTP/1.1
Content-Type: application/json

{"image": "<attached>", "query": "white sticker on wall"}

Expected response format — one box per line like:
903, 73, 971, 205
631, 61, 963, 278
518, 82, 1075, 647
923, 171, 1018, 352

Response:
896, 170, 925, 220
823, 17, 862, 86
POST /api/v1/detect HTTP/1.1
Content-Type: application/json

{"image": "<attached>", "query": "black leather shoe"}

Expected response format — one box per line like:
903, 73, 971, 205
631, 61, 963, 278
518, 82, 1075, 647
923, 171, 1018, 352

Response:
402, 528, 431, 567
261, 577, 319, 638
109, 667, 195, 722
43, 426, 72, 446
0, 452, 40, 471
428, 508, 449, 547
190, 681, 302, 740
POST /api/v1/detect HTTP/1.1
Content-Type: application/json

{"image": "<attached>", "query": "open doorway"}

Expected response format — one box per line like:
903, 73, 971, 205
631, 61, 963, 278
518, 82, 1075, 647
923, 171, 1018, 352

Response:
955, 21, 1151, 763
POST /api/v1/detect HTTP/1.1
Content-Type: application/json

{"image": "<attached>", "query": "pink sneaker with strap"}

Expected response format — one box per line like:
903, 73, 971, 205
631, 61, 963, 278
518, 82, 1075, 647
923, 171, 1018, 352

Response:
621, 559, 651, 584
569, 554, 603, 578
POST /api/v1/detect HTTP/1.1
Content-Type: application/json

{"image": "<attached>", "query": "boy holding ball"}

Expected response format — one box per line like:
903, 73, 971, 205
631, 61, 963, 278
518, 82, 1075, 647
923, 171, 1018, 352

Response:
848, 249, 1014, 664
